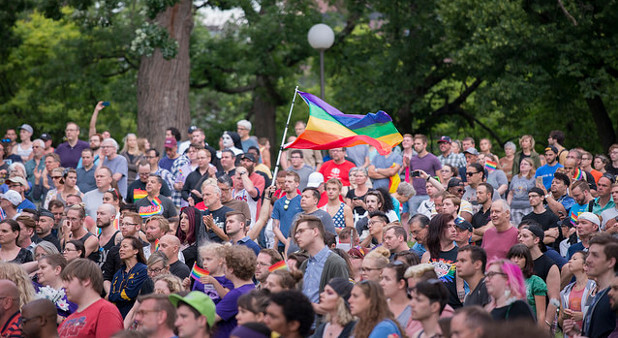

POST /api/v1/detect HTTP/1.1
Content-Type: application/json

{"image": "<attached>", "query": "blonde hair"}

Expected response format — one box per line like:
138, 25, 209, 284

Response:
198, 242, 228, 260
0, 262, 36, 309
404, 263, 437, 279
200, 177, 218, 193
363, 246, 390, 268
153, 274, 185, 293
324, 296, 355, 326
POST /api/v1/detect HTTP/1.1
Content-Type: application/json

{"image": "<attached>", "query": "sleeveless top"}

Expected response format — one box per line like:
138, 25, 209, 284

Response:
14, 143, 32, 159
77, 232, 100, 263
321, 203, 346, 229
98, 231, 120, 267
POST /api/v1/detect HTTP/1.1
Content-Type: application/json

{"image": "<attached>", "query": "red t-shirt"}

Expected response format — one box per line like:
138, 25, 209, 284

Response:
58, 298, 123, 338
0, 311, 21, 338
481, 226, 519, 261
319, 160, 356, 186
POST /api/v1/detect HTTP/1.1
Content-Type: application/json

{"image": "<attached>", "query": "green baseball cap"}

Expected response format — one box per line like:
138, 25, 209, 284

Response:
169, 291, 216, 327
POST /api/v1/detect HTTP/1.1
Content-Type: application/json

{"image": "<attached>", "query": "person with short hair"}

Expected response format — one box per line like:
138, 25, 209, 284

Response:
135, 174, 178, 223
322, 178, 354, 234
134, 294, 177, 338
158, 234, 190, 280
236, 120, 258, 153
101, 138, 129, 198
0, 279, 22, 338
55, 122, 90, 169
287, 150, 313, 190
61, 204, 99, 263
142, 215, 169, 259
481, 200, 518, 260
449, 306, 493, 338
565, 233, 618, 337
200, 185, 233, 243
522, 187, 561, 249
126, 160, 171, 204
58, 259, 124, 337
264, 290, 315, 338
456, 246, 491, 307
225, 211, 260, 256
76, 148, 97, 193
37, 209, 61, 251
169, 291, 216, 338
383, 224, 411, 257
20, 298, 59, 338
409, 279, 450, 338
270, 172, 303, 252
535, 145, 564, 190
255, 248, 283, 285
214, 245, 257, 338
83, 166, 114, 220
320, 148, 356, 188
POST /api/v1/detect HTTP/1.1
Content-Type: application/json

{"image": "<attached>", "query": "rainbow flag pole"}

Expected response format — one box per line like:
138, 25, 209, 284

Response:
271, 86, 300, 185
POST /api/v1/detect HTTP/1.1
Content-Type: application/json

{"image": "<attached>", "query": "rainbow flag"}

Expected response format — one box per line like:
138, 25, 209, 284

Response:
571, 211, 579, 224
388, 163, 401, 193
485, 160, 497, 172
269, 261, 288, 272
573, 168, 583, 181
138, 197, 164, 218
285, 91, 403, 155
190, 263, 210, 280
133, 189, 147, 201
153, 239, 160, 252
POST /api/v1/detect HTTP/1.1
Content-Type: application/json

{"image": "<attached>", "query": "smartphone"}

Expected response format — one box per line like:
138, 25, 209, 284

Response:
102, 101, 110, 107
411, 170, 421, 177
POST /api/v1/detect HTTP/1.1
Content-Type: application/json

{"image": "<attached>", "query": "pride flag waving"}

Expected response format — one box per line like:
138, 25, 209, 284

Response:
285, 91, 403, 155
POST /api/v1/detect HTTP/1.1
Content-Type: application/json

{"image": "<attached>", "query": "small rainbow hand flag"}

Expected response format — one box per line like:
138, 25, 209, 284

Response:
268, 261, 288, 272
571, 211, 579, 224
485, 160, 497, 172
573, 168, 583, 181
190, 263, 210, 280
133, 189, 147, 201
153, 239, 160, 252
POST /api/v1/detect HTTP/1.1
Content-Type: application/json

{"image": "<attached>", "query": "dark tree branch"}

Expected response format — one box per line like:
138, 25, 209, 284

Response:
557, 0, 577, 26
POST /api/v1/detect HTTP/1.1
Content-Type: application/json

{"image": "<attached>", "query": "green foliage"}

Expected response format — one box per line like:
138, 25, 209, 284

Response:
130, 22, 179, 59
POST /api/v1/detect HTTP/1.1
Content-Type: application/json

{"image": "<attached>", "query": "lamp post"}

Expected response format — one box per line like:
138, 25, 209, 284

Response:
307, 23, 335, 99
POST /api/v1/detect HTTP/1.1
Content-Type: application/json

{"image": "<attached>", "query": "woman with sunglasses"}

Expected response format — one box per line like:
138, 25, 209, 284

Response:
485, 259, 535, 321
43, 167, 65, 209
348, 279, 403, 338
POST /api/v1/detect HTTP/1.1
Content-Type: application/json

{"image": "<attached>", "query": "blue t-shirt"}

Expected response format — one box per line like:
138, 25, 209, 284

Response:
369, 319, 401, 338
535, 163, 564, 190
371, 152, 403, 190
570, 202, 590, 226
215, 283, 255, 338
271, 195, 302, 244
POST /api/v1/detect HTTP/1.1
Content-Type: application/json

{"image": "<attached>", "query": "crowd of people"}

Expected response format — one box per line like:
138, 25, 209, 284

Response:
1, 106, 618, 338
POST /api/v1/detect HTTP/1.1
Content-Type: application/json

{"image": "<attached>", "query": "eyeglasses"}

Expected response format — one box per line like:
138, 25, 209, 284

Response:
484, 271, 507, 279
466, 172, 478, 177
148, 267, 165, 274
21, 315, 41, 325
122, 223, 138, 227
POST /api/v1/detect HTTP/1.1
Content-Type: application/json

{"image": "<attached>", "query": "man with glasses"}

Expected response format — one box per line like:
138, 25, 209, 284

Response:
83, 167, 113, 221
471, 183, 494, 245
6, 176, 35, 210
181, 149, 214, 205
592, 174, 615, 215
288, 150, 313, 190
0, 280, 22, 337
76, 148, 97, 193
20, 298, 58, 338
216, 174, 251, 223
462, 163, 498, 211
61, 205, 99, 263
237, 119, 259, 152
294, 214, 349, 305
134, 294, 177, 338
24, 139, 45, 186
126, 161, 172, 204
360, 211, 389, 248
144, 148, 174, 193
55, 122, 89, 168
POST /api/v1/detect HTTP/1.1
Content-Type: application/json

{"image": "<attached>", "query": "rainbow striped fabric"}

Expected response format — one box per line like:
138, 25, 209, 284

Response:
133, 189, 147, 201
138, 197, 163, 218
573, 168, 583, 181
268, 261, 288, 272
190, 263, 210, 280
153, 239, 160, 252
285, 91, 403, 155
484, 160, 497, 171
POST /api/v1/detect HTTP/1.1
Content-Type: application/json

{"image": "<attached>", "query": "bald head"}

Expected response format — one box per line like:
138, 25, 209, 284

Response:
21, 299, 58, 338
0, 279, 19, 312
98, 203, 116, 215
158, 235, 180, 263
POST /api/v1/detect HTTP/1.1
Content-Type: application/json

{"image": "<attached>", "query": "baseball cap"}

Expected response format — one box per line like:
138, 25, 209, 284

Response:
241, 153, 256, 163
437, 136, 452, 144
447, 178, 464, 189
1, 190, 22, 206
578, 212, 601, 227
40, 133, 52, 142
19, 124, 33, 134
306, 172, 324, 188
463, 147, 479, 156
6, 177, 28, 187
524, 224, 545, 242
169, 291, 216, 327
188, 126, 198, 134
544, 145, 558, 154
38, 208, 54, 219
164, 137, 177, 149
455, 217, 473, 232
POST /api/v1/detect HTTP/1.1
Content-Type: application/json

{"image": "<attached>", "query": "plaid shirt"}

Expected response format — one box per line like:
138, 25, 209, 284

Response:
153, 167, 175, 193
170, 155, 191, 207
438, 152, 467, 169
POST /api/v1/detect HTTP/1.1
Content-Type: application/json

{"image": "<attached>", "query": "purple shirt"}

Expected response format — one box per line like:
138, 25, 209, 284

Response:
192, 275, 234, 304
55, 140, 89, 168
215, 283, 255, 338
409, 152, 442, 195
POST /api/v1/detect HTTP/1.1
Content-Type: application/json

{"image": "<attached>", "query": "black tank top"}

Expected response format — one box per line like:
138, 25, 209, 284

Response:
98, 231, 120, 267
77, 232, 101, 263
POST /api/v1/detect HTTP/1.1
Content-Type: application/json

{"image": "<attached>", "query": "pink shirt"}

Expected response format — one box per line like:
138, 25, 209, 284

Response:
481, 226, 519, 260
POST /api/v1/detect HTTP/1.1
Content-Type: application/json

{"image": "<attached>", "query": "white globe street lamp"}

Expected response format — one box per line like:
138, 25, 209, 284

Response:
307, 23, 335, 99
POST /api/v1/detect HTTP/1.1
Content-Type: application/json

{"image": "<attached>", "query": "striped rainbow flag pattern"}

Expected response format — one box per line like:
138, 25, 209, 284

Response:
285, 91, 403, 155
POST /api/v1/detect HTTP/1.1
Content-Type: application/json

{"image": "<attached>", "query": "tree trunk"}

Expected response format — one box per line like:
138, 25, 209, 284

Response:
251, 75, 278, 165
137, 0, 193, 150
586, 95, 616, 151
